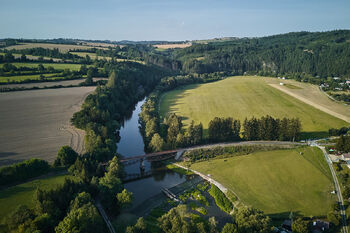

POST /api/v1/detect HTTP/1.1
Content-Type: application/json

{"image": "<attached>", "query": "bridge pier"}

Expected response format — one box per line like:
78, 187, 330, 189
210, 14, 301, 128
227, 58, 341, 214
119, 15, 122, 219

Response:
175, 150, 185, 160
140, 158, 145, 175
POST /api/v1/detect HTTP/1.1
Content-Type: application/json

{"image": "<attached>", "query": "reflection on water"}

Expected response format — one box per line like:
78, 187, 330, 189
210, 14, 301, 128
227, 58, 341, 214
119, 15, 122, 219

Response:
117, 98, 146, 157
124, 167, 187, 207
117, 98, 186, 207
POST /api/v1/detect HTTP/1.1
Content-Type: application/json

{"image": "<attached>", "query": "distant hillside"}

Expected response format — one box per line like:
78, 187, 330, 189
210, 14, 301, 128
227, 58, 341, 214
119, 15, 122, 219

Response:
174, 30, 350, 78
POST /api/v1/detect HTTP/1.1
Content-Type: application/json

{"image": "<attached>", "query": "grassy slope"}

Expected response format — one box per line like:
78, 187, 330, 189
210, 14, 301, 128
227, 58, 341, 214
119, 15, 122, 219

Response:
0, 173, 75, 221
190, 147, 334, 217
70, 52, 112, 60
265, 77, 350, 122
159, 76, 348, 138
0, 63, 84, 83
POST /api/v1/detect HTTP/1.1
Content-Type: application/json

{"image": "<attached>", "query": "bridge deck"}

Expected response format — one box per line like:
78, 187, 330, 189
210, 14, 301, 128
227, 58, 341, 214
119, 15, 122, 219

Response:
120, 149, 178, 162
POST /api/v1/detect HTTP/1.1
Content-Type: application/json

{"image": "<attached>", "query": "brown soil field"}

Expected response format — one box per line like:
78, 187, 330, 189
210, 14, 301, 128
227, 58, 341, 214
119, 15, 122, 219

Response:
5, 43, 108, 52
0, 79, 85, 89
153, 43, 192, 49
0, 87, 95, 166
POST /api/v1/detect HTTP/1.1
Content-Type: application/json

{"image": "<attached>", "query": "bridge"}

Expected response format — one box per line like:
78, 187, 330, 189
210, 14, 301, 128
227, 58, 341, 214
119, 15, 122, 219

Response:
120, 149, 185, 166
119, 140, 303, 166
119, 141, 304, 182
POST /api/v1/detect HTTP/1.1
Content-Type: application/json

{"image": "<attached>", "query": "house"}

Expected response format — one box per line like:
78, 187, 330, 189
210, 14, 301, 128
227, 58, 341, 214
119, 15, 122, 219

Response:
333, 77, 340, 80
341, 153, 350, 161
312, 220, 329, 232
346, 80, 350, 85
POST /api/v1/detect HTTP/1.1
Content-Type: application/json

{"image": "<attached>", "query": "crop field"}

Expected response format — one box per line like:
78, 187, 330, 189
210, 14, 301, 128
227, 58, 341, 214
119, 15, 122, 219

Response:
190, 147, 334, 217
70, 51, 112, 60
0, 52, 62, 62
159, 76, 348, 138
4, 43, 108, 52
0, 87, 95, 166
0, 62, 83, 71
153, 43, 192, 49
0, 78, 105, 89
0, 173, 75, 221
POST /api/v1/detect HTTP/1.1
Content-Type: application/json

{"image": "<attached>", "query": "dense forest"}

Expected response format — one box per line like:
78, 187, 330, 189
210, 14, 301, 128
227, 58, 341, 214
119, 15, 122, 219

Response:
171, 30, 350, 78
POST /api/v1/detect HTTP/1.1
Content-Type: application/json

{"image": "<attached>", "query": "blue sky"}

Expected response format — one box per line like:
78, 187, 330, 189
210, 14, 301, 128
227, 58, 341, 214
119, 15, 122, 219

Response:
0, 0, 350, 41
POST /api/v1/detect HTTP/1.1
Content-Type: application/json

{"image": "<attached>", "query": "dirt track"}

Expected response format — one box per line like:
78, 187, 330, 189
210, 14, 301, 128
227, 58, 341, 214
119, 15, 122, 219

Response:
0, 87, 94, 166
270, 84, 350, 123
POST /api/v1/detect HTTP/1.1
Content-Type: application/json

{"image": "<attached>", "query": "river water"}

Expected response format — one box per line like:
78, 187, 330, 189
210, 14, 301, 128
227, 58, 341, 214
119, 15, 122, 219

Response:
116, 98, 187, 207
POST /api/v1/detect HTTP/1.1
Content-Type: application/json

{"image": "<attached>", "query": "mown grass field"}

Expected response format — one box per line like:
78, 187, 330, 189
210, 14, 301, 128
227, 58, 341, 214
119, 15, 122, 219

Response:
0, 62, 83, 71
159, 76, 348, 138
265, 77, 350, 122
0, 173, 75, 221
190, 147, 334, 218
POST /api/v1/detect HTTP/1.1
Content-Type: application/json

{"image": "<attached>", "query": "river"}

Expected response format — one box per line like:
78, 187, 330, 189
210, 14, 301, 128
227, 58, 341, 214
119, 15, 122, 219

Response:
116, 98, 187, 208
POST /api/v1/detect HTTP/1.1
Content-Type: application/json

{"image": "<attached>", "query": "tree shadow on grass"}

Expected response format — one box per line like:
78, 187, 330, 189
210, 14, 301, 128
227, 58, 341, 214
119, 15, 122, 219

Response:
160, 84, 202, 119
268, 211, 303, 220
0, 186, 34, 199
300, 131, 329, 140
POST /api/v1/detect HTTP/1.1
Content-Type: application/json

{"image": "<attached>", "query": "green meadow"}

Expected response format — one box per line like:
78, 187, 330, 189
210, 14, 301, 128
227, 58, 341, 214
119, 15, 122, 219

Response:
0, 173, 76, 222
0, 62, 83, 71
160, 76, 348, 138
190, 146, 334, 218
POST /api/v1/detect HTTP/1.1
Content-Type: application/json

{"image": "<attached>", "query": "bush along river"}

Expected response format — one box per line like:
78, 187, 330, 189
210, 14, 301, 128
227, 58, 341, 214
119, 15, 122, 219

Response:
114, 98, 231, 231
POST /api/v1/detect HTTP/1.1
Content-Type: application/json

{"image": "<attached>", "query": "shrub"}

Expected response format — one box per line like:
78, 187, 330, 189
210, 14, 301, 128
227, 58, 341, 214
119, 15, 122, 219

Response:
54, 146, 78, 167
208, 185, 233, 213
0, 158, 50, 186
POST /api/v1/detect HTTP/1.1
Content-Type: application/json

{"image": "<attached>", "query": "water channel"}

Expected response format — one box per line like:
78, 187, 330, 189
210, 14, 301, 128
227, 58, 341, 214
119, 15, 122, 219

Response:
116, 98, 187, 208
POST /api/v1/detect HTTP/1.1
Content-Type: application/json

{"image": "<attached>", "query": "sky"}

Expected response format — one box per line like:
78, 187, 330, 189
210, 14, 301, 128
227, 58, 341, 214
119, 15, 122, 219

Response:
0, 0, 350, 41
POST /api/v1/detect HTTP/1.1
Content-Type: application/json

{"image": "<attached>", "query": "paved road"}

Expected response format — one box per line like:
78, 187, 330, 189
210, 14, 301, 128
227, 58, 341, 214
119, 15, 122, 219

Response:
314, 142, 348, 233
96, 201, 116, 233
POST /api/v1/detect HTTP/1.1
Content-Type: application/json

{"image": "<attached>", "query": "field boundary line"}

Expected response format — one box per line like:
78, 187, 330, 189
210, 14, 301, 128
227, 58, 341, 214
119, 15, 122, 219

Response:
269, 84, 350, 123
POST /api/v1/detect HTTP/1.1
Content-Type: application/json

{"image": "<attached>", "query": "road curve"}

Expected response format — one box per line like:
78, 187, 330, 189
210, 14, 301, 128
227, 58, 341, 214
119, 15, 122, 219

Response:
316, 144, 348, 233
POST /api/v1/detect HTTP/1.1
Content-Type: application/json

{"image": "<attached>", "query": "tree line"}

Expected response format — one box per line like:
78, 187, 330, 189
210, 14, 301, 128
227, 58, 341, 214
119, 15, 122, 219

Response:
336, 135, 350, 153
0, 159, 50, 186
140, 72, 231, 152
142, 111, 302, 153
3, 61, 170, 232
174, 30, 350, 79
